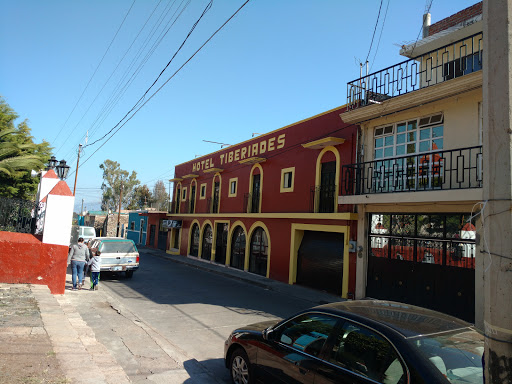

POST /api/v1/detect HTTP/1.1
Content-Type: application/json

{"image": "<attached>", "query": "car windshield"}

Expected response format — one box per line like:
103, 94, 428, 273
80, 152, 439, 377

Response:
409, 329, 484, 384
100, 241, 137, 254
82, 228, 96, 237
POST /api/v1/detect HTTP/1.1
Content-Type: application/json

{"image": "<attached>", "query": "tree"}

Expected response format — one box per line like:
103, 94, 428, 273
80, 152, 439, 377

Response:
152, 180, 169, 211
127, 184, 153, 210
0, 97, 52, 199
99, 160, 139, 212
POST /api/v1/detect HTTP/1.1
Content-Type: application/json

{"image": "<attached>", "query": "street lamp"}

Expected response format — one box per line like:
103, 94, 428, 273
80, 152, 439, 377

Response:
47, 156, 58, 170
55, 160, 70, 180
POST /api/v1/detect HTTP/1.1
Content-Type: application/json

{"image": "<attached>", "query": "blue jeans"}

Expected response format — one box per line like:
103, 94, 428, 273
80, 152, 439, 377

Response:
71, 260, 86, 288
91, 272, 100, 287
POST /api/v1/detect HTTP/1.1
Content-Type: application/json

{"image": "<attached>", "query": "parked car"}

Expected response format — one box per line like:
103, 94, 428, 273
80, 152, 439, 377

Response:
224, 300, 483, 384
88, 237, 139, 278
69, 225, 96, 245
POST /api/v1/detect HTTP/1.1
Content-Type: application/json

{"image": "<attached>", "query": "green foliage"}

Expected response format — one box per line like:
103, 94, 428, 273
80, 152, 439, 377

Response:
152, 180, 169, 211
100, 159, 140, 212
127, 184, 153, 210
0, 97, 52, 199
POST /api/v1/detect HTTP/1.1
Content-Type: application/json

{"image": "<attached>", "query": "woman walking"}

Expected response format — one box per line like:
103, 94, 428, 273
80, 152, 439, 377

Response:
67, 237, 90, 290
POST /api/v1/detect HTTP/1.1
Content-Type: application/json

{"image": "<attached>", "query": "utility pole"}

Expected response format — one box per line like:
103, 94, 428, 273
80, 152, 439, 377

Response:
73, 144, 82, 196
116, 183, 123, 237
483, 1, 512, 382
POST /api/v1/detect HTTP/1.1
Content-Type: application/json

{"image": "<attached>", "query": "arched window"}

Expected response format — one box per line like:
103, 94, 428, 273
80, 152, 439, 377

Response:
249, 227, 268, 276
190, 223, 200, 257
230, 226, 246, 270
201, 224, 213, 260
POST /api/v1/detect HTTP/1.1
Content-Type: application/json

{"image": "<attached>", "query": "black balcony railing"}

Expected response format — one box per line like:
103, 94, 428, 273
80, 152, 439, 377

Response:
0, 197, 43, 234
243, 192, 260, 213
347, 32, 483, 111
169, 201, 176, 214
207, 196, 219, 213
310, 185, 337, 213
341, 146, 483, 196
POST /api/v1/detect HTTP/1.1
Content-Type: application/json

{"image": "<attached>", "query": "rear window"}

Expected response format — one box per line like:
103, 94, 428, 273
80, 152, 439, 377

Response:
81, 227, 96, 237
100, 241, 137, 254
409, 329, 483, 383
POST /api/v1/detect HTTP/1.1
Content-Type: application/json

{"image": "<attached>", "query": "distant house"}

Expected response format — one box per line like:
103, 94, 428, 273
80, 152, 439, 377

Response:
126, 211, 148, 245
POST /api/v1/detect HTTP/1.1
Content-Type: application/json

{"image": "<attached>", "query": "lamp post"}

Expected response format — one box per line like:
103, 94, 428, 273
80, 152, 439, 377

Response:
47, 156, 58, 170
55, 160, 70, 180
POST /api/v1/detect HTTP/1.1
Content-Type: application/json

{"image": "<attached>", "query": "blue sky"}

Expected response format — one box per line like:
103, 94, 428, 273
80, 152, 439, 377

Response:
1, 0, 476, 212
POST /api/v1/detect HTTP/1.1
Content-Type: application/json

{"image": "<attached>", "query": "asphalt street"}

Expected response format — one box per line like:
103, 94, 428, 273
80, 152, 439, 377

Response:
63, 248, 339, 382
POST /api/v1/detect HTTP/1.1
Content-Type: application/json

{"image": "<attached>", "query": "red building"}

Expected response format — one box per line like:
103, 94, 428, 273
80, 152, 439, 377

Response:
162, 106, 359, 298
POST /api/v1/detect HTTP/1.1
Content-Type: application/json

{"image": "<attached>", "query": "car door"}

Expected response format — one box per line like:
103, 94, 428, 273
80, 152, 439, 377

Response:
314, 320, 407, 384
256, 312, 340, 384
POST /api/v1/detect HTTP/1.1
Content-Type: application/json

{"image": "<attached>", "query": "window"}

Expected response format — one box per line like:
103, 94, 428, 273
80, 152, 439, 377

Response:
280, 167, 295, 193
327, 321, 405, 383
230, 226, 246, 270
200, 183, 207, 200
190, 223, 200, 257
228, 178, 238, 197
276, 313, 338, 357
130, 221, 135, 231
249, 227, 268, 276
374, 114, 444, 159
201, 224, 213, 260
182, 187, 187, 201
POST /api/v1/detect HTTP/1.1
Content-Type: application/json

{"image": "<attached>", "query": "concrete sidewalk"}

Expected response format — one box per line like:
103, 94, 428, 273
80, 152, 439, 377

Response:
1, 247, 343, 384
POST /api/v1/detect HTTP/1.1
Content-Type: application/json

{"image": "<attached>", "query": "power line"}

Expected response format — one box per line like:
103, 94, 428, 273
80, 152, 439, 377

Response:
369, 0, 390, 72
52, 0, 137, 151
365, 0, 384, 64
67, 0, 252, 177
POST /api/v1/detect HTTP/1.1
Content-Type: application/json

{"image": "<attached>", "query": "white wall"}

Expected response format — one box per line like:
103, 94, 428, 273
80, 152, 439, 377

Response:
42, 194, 74, 246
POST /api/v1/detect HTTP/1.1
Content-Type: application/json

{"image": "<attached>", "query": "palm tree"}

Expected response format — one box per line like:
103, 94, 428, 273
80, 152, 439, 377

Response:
0, 129, 44, 176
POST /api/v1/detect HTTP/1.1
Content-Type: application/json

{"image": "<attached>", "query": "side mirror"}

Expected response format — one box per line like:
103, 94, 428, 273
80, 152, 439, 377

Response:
263, 328, 274, 341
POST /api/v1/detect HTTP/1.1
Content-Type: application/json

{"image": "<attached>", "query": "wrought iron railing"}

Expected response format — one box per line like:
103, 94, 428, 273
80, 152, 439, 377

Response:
243, 192, 260, 213
310, 185, 337, 213
347, 32, 483, 111
0, 197, 43, 234
169, 201, 176, 214
341, 146, 482, 195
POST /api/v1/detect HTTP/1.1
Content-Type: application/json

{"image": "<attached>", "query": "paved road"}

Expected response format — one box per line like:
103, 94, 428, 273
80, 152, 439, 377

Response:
66, 250, 326, 382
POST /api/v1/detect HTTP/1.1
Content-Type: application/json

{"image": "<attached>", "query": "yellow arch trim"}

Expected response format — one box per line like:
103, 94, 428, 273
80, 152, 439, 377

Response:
199, 219, 214, 261
247, 221, 271, 278
188, 219, 201, 256
289, 223, 350, 299
248, 163, 264, 213
314, 146, 340, 213
226, 220, 248, 268
211, 172, 222, 213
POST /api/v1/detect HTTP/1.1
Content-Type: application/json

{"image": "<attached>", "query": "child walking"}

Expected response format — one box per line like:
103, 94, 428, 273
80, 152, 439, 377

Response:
87, 250, 101, 290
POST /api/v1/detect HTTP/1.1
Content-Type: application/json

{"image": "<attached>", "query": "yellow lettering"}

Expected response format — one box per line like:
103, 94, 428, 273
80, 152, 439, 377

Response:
252, 143, 259, 156
228, 151, 233, 163
234, 149, 240, 161
210, 158, 214, 167
220, 154, 225, 165
247, 145, 251, 157
277, 134, 286, 149
192, 163, 196, 172
268, 137, 275, 151
205, 159, 210, 169
201, 160, 205, 170
241, 147, 247, 159
260, 140, 267, 154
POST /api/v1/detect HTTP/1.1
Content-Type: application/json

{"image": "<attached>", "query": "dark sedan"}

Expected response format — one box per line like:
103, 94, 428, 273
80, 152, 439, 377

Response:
224, 300, 483, 384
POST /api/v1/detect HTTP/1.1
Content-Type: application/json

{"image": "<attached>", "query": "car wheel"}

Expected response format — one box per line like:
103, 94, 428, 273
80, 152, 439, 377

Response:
230, 347, 251, 384
125, 270, 134, 278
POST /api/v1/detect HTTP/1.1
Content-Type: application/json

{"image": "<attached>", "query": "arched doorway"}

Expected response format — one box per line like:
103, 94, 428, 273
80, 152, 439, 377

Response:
249, 227, 268, 276
201, 224, 213, 261
190, 223, 200, 257
230, 226, 246, 270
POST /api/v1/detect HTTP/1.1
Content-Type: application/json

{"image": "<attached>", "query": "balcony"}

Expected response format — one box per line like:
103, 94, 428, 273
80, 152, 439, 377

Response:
346, 33, 482, 111
243, 192, 260, 213
341, 146, 482, 196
